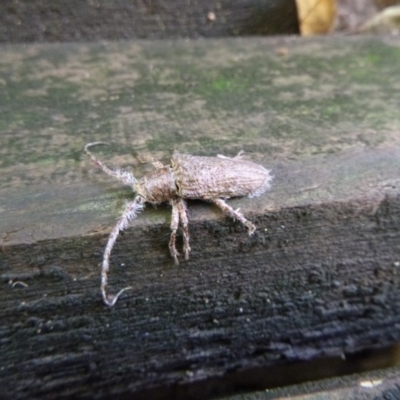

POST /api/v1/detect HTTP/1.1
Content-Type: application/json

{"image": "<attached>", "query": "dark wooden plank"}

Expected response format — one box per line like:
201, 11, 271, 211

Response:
223, 363, 400, 399
1, 36, 400, 399
0, 0, 299, 43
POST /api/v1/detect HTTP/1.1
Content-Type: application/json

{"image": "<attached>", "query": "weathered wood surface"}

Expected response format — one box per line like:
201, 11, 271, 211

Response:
0, 0, 299, 43
1, 36, 400, 399
224, 362, 400, 399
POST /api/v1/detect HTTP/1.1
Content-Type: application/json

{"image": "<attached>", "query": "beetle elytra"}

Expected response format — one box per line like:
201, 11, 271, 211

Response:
84, 142, 273, 306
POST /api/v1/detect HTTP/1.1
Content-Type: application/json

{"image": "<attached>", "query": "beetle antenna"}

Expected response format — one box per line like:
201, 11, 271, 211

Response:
101, 196, 145, 306
84, 142, 137, 186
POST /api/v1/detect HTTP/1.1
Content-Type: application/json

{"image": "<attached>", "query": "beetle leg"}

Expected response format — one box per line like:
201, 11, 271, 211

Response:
176, 198, 191, 260
217, 150, 244, 160
169, 198, 180, 265
212, 198, 256, 235
151, 158, 165, 169
234, 150, 244, 159
101, 196, 145, 306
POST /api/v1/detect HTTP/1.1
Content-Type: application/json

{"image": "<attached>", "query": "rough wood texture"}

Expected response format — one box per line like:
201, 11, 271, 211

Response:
0, 0, 299, 43
1, 36, 400, 399
224, 363, 400, 399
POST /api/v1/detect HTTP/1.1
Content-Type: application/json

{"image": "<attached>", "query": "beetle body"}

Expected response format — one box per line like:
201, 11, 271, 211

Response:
135, 166, 177, 203
172, 152, 271, 200
84, 143, 272, 306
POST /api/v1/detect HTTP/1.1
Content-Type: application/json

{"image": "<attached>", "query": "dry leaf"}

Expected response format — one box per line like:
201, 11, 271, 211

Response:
359, 5, 400, 34
296, 0, 337, 35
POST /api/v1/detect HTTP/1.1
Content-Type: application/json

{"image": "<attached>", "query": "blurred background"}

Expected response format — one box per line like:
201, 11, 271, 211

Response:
0, 0, 399, 44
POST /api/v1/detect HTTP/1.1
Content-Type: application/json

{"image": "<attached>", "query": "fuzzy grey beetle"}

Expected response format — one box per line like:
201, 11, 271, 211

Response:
84, 142, 273, 306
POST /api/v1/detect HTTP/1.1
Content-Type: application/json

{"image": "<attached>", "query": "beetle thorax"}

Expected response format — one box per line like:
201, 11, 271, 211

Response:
134, 166, 177, 204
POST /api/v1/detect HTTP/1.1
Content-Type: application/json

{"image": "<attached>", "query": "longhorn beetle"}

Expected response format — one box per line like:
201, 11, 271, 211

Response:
84, 142, 273, 306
